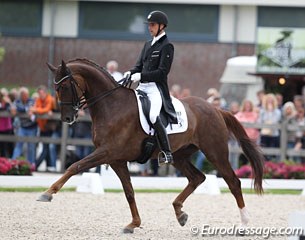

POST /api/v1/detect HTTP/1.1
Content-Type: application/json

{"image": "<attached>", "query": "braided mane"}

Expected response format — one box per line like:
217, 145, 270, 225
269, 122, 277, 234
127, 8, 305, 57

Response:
67, 58, 117, 83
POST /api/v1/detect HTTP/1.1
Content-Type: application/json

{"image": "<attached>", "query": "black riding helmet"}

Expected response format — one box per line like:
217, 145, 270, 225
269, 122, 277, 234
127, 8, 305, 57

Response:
145, 10, 168, 36
145, 10, 168, 27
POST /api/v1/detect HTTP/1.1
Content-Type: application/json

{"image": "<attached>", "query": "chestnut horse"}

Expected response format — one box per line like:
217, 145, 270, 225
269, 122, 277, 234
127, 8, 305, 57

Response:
38, 58, 264, 233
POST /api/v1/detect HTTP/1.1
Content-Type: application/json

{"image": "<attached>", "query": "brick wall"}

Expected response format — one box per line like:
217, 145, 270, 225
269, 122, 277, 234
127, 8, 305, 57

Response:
0, 37, 254, 98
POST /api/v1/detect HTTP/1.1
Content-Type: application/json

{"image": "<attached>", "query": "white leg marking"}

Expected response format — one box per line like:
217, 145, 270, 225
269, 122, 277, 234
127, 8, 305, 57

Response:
239, 207, 250, 227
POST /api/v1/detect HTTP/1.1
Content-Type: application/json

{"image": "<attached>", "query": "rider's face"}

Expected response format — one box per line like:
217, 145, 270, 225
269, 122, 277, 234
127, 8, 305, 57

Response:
148, 22, 164, 37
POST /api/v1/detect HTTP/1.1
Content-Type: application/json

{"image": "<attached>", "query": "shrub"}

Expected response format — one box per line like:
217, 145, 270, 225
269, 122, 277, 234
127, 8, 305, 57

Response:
0, 157, 33, 175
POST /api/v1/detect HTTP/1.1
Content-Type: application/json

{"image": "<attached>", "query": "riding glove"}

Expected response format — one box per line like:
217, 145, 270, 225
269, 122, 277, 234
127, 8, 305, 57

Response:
123, 71, 131, 79
131, 73, 141, 82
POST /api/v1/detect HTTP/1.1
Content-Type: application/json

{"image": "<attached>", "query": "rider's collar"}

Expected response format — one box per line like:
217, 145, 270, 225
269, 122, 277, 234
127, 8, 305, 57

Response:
151, 31, 166, 46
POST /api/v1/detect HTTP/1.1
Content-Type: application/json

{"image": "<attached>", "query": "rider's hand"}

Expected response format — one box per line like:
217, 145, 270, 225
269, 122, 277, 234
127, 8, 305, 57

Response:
131, 73, 141, 82
123, 71, 131, 79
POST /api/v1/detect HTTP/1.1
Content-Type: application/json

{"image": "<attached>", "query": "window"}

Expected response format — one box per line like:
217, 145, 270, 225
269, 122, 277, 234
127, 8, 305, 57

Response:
0, 0, 42, 36
79, 2, 219, 42
258, 7, 305, 28
152, 4, 219, 41
79, 2, 146, 40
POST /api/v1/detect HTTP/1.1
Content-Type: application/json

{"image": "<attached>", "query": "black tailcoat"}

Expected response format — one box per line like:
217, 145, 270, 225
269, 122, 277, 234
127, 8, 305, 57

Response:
130, 35, 177, 124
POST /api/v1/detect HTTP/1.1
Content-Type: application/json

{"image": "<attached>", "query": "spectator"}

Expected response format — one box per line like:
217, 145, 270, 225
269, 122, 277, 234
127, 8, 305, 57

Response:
180, 88, 191, 98
9, 88, 18, 103
290, 107, 305, 162
31, 85, 54, 171
235, 99, 260, 167
193, 150, 206, 172
282, 101, 298, 160
0, 88, 9, 100
106, 60, 123, 82
282, 101, 297, 121
256, 89, 265, 109
229, 101, 240, 115
71, 108, 98, 172
210, 96, 222, 109
31, 92, 39, 102
150, 159, 159, 176
258, 93, 281, 160
293, 95, 304, 111
45, 95, 62, 172
139, 160, 151, 176
275, 93, 283, 110
0, 91, 14, 158
227, 101, 240, 169
206, 88, 227, 109
235, 99, 260, 143
170, 84, 182, 99
206, 88, 217, 101
11, 87, 38, 165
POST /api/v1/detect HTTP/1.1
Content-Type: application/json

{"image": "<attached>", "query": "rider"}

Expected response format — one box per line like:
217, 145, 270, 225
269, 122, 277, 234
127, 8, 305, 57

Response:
124, 10, 177, 165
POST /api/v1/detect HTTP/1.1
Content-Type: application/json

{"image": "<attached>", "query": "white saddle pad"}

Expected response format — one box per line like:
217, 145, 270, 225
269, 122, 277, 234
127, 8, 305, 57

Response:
134, 91, 188, 135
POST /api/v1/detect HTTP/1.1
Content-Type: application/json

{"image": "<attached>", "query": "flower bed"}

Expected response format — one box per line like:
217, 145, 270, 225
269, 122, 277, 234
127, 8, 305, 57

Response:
235, 161, 305, 179
0, 157, 33, 175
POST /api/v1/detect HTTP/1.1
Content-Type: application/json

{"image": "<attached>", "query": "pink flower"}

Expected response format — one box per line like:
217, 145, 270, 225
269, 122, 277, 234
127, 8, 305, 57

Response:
235, 165, 252, 178
0, 157, 12, 174
236, 161, 305, 179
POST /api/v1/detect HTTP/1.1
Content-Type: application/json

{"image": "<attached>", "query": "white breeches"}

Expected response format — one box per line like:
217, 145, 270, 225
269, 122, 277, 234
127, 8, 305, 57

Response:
137, 82, 162, 124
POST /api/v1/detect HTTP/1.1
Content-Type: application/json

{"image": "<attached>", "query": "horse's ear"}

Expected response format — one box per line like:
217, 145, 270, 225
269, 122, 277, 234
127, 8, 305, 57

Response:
61, 60, 69, 74
46, 62, 57, 73
61, 60, 66, 68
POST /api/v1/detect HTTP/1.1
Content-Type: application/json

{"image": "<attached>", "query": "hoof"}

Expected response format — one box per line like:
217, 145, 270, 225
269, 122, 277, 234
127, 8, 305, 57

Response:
122, 227, 134, 234
177, 212, 188, 226
36, 193, 53, 202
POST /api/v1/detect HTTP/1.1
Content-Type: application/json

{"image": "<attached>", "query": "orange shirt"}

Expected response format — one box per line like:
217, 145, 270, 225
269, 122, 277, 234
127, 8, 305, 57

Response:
34, 94, 54, 131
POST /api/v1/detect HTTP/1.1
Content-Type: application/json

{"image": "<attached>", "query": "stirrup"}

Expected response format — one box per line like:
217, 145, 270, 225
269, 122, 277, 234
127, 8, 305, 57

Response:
158, 151, 173, 166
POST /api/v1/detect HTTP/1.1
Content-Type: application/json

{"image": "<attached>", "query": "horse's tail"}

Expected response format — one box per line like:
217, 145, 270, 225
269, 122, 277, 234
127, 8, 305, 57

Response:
220, 110, 265, 194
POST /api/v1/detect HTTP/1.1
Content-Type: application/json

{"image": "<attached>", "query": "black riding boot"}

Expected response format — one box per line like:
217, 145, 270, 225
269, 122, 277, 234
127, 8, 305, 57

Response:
153, 117, 173, 165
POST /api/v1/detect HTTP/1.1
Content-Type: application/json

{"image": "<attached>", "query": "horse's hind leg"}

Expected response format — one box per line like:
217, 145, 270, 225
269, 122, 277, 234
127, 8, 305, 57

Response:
110, 161, 141, 233
172, 148, 206, 226
207, 146, 249, 226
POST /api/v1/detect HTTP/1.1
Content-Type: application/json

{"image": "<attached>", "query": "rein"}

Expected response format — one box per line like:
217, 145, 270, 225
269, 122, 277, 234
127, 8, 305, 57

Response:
83, 75, 132, 108
84, 85, 122, 109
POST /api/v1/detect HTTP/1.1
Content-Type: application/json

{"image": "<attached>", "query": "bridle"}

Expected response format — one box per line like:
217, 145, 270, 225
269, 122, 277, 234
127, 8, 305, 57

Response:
54, 69, 123, 123
54, 72, 86, 113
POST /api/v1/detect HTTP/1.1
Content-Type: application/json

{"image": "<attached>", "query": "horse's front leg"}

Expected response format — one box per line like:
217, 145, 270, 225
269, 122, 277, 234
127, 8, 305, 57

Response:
37, 149, 107, 202
110, 161, 141, 233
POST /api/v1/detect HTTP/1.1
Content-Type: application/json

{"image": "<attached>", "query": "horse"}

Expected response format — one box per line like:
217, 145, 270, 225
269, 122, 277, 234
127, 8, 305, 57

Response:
38, 58, 265, 233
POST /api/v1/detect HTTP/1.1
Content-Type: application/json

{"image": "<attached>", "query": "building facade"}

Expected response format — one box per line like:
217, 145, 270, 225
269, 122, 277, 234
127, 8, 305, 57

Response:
0, 0, 305, 99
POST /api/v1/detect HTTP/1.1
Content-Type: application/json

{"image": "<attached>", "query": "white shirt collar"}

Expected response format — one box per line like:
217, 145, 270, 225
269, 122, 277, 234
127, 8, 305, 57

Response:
151, 32, 166, 46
